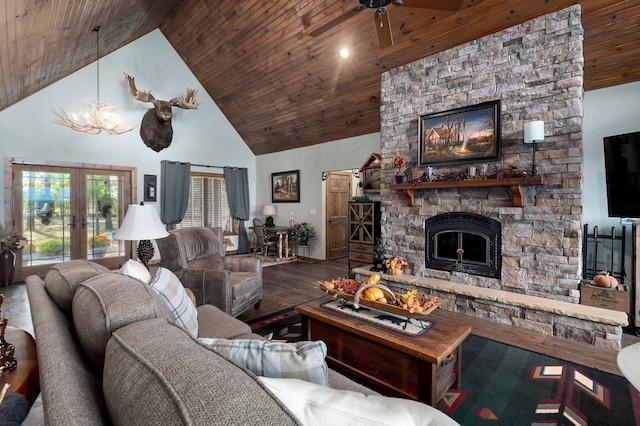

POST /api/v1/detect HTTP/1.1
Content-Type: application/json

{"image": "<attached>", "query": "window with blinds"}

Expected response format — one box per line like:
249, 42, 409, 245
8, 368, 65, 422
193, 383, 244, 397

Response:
177, 172, 232, 231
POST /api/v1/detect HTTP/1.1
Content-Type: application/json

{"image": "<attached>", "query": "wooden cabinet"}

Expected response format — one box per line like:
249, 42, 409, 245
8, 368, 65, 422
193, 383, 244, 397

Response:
348, 201, 381, 271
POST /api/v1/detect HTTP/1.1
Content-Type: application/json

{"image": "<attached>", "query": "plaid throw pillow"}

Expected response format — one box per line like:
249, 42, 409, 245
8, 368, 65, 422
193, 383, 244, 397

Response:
150, 268, 198, 337
199, 338, 329, 387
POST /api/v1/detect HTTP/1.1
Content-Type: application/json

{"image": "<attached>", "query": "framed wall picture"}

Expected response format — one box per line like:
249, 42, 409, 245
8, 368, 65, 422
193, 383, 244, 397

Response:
272, 170, 300, 203
418, 100, 501, 166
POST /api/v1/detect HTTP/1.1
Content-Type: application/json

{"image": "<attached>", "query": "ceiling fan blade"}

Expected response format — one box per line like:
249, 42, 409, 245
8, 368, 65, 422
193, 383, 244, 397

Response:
397, 0, 464, 11
373, 10, 393, 49
309, 6, 366, 37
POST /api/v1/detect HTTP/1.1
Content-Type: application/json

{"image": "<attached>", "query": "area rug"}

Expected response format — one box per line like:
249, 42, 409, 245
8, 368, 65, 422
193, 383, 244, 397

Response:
248, 308, 639, 425
247, 307, 302, 342
440, 334, 639, 426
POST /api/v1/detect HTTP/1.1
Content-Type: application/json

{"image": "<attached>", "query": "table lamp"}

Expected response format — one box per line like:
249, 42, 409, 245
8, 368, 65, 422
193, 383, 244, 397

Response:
524, 120, 545, 175
114, 202, 169, 269
262, 204, 276, 227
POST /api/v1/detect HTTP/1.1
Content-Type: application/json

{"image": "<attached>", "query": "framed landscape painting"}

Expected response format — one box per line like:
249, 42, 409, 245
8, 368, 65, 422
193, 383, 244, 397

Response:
272, 170, 300, 203
418, 100, 501, 166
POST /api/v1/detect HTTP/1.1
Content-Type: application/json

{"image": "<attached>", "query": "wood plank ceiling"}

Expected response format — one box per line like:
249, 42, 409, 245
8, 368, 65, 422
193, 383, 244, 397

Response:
1, 0, 639, 155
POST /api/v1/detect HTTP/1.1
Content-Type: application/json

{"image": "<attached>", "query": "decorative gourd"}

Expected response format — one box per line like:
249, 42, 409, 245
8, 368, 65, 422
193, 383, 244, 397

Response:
367, 273, 381, 285
593, 272, 619, 288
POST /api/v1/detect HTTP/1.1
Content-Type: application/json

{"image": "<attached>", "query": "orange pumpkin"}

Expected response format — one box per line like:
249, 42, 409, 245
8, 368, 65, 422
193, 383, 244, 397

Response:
364, 287, 385, 301
593, 272, 618, 288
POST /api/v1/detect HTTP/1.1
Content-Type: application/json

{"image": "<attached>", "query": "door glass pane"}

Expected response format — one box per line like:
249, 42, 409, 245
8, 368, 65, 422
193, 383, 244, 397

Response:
21, 171, 72, 266
86, 174, 125, 260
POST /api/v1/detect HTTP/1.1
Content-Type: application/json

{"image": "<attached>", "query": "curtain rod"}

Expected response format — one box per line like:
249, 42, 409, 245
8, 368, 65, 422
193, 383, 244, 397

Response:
164, 161, 242, 169
191, 163, 224, 169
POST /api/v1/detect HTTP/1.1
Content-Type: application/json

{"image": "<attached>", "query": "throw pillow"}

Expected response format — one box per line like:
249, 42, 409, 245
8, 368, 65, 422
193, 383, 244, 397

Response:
258, 376, 460, 426
198, 338, 329, 387
119, 259, 152, 284
150, 268, 198, 338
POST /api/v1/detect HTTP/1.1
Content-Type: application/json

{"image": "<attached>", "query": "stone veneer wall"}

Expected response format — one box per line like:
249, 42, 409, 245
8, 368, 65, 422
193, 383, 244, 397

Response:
379, 6, 584, 303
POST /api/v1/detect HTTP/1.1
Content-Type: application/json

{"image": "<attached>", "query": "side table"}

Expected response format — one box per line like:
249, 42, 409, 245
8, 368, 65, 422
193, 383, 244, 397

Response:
0, 327, 39, 405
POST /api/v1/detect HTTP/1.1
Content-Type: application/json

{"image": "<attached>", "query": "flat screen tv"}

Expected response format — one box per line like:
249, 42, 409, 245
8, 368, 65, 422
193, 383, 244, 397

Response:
603, 131, 640, 218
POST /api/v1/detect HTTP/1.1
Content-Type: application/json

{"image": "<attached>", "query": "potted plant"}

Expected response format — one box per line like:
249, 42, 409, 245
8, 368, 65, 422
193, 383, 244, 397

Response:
291, 222, 317, 246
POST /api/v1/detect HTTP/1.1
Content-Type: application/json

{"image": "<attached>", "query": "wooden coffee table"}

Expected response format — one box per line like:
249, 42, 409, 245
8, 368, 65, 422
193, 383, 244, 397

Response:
296, 297, 471, 406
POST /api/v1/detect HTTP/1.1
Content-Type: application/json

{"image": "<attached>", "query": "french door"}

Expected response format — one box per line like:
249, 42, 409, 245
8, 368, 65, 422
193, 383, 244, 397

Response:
10, 161, 135, 279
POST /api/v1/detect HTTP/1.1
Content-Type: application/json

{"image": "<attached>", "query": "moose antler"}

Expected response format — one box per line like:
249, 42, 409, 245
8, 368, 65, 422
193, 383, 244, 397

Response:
125, 74, 155, 103
170, 88, 199, 109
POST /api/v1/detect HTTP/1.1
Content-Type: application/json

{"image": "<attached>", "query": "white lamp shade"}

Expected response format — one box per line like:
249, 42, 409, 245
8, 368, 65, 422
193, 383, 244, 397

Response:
262, 204, 277, 216
524, 120, 545, 143
114, 203, 169, 241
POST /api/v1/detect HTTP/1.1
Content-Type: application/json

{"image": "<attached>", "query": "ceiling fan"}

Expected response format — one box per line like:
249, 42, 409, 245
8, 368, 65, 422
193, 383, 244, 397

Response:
309, 0, 464, 49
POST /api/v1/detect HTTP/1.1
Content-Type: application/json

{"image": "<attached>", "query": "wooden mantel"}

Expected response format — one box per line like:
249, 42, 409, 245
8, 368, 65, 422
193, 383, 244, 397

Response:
389, 176, 543, 207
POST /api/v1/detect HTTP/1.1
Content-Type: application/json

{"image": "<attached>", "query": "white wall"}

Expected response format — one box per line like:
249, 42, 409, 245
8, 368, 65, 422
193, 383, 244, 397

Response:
0, 30, 257, 224
583, 81, 640, 277
583, 80, 640, 228
256, 134, 380, 259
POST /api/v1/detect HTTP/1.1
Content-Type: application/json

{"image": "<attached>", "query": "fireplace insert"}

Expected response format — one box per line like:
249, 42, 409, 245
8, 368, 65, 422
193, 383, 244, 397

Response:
425, 212, 501, 279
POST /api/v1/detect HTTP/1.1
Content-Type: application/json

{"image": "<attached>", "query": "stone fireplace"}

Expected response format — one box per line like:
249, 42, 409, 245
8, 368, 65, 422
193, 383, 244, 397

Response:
379, 6, 584, 304
425, 212, 501, 279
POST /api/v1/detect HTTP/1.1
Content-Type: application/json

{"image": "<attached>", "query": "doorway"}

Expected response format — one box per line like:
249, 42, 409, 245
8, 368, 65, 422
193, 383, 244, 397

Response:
325, 171, 351, 260
8, 160, 135, 279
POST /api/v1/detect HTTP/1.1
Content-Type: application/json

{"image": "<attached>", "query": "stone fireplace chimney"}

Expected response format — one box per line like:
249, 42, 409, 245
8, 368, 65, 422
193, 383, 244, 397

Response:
379, 6, 584, 303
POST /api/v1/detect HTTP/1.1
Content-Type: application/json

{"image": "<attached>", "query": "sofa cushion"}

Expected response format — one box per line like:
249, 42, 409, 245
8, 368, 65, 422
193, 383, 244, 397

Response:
103, 319, 299, 425
196, 304, 256, 339
259, 376, 460, 426
72, 273, 172, 369
150, 268, 199, 337
44, 259, 110, 315
199, 338, 329, 386
119, 259, 152, 284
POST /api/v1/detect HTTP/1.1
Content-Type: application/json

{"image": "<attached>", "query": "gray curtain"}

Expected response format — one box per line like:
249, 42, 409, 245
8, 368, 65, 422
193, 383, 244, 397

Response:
224, 167, 251, 254
160, 160, 191, 229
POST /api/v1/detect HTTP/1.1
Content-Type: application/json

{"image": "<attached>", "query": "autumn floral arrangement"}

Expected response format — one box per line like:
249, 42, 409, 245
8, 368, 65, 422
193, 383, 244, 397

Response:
382, 256, 409, 271
0, 223, 28, 253
393, 156, 406, 177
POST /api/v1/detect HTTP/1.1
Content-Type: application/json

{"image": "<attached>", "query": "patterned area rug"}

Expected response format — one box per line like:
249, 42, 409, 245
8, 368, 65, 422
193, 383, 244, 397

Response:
441, 334, 639, 426
247, 307, 302, 342
248, 308, 639, 425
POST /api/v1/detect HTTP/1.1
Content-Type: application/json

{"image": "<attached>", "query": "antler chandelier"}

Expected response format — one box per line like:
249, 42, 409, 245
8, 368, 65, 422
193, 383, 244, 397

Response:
54, 26, 135, 135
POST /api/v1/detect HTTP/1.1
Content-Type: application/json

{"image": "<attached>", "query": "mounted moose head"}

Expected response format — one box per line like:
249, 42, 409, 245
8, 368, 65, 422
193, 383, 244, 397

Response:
125, 74, 199, 152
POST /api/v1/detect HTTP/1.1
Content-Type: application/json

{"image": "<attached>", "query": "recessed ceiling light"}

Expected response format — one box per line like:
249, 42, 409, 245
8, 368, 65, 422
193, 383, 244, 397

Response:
339, 48, 350, 59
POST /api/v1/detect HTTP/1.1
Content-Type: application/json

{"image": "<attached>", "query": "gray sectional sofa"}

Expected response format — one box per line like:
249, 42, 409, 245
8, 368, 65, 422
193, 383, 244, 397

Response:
25, 259, 458, 425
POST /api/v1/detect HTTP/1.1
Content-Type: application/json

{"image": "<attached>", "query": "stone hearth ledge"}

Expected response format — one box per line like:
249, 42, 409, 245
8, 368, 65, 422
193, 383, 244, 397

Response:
353, 267, 628, 351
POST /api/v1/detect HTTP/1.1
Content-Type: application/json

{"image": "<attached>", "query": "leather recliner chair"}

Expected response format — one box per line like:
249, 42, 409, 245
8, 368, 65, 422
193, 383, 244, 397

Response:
157, 226, 262, 317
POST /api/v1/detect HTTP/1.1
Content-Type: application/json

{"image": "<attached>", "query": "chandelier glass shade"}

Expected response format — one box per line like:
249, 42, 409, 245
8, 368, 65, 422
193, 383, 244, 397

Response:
54, 26, 135, 135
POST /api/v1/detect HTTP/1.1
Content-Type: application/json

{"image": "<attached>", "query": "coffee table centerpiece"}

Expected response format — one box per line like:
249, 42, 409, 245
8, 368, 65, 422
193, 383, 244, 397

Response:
318, 276, 441, 321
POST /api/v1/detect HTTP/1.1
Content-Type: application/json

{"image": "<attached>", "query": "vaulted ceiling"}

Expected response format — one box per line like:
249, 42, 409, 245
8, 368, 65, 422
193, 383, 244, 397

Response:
1, 0, 639, 155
